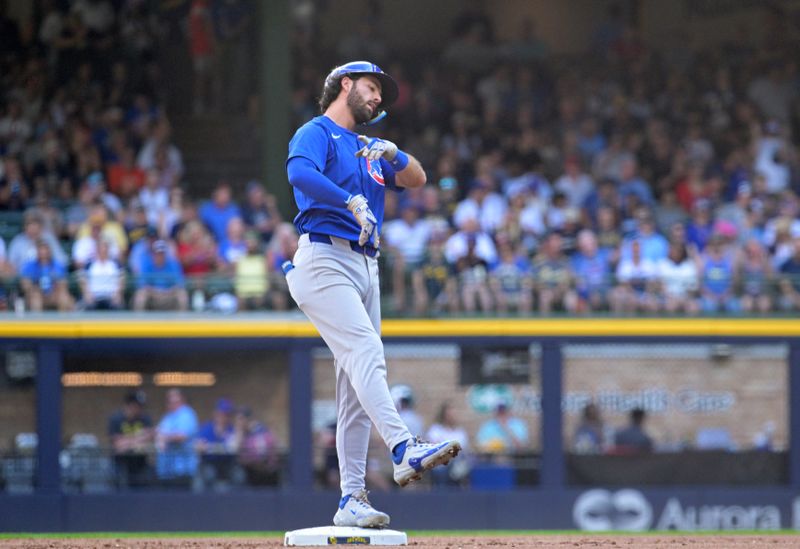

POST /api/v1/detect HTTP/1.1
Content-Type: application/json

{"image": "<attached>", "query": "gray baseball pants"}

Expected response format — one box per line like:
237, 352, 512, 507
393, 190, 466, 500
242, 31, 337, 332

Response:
286, 233, 412, 497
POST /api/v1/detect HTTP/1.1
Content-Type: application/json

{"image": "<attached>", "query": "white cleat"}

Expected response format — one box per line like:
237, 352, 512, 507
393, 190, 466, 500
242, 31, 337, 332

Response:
392, 437, 462, 487
332, 489, 390, 529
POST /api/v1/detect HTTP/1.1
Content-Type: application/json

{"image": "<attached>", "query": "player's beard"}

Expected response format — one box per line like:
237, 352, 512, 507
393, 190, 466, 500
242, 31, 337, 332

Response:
347, 85, 374, 125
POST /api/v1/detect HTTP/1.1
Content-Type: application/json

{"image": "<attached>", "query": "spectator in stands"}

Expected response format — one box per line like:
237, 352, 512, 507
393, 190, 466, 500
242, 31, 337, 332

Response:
656, 240, 699, 314
218, 216, 248, 272
106, 146, 145, 200
686, 199, 714, 253
736, 239, 773, 314
8, 211, 67, 272
155, 388, 199, 481
572, 403, 605, 454
230, 406, 279, 486
383, 203, 431, 312
199, 181, 241, 243
139, 169, 169, 227
79, 238, 125, 310
72, 214, 121, 270
85, 171, 122, 219
594, 205, 622, 262
426, 401, 471, 486
621, 210, 668, 263
699, 234, 739, 314
64, 183, 95, 239
31, 137, 75, 201
177, 219, 218, 293
265, 223, 298, 311
0, 236, 13, 307
123, 201, 151, 247
554, 156, 595, 210
532, 231, 575, 314
453, 178, 507, 235
0, 156, 30, 211
136, 118, 184, 184
613, 408, 653, 454
129, 226, 172, 276
445, 216, 497, 269
411, 239, 458, 315
75, 203, 128, 256
108, 390, 153, 487
778, 238, 800, 312
195, 398, 241, 490
571, 229, 611, 313
240, 181, 281, 244
27, 193, 65, 240
315, 419, 339, 489
235, 231, 268, 310
455, 233, 493, 313
489, 237, 532, 315
764, 197, 800, 270
158, 186, 185, 238
390, 384, 424, 437
612, 239, 658, 314
592, 132, 634, 183
476, 402, 529, 454
133, 239, 188, 311
717, 182, 753, 234
20, 238, 74, 312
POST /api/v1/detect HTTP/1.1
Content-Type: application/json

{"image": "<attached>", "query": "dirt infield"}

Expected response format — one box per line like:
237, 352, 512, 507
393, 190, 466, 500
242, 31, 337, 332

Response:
3, 535, 800, 548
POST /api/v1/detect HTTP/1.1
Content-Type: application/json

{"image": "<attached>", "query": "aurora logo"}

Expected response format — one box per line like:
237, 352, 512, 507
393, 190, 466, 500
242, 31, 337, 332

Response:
573, 489, 653, 531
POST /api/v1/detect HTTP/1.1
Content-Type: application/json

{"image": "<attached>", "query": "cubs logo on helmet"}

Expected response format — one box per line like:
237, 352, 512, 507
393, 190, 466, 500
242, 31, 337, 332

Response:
366, 158, 384, 186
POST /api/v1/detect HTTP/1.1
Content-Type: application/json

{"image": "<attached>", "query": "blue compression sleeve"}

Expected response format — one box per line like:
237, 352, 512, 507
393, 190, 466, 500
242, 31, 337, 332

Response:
287, 156, 350, 207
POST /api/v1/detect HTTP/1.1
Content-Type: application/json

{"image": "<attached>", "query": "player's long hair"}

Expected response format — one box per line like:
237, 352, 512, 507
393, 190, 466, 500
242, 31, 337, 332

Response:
319, 73, 360, 113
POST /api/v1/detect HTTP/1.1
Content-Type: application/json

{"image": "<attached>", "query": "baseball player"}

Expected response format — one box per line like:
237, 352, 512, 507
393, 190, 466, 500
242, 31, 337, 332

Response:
284, 61, 461, 528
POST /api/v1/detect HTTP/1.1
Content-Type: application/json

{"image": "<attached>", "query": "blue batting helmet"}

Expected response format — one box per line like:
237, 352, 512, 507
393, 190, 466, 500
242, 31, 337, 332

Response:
320, 61, 398, 124
326, 61, 398, 106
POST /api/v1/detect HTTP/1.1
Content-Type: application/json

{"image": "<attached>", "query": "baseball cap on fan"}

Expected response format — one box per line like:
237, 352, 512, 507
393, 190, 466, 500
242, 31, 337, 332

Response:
152, 240, 168, 253
125, 390, 146, 406
216, 398, 234, 414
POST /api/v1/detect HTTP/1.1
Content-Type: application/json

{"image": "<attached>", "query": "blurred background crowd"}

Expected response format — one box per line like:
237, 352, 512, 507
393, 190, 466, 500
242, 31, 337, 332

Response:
1, 0, 799, 316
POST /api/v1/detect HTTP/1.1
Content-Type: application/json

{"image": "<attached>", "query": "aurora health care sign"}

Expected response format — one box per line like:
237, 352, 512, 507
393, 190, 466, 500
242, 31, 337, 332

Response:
573, 489, 800, 531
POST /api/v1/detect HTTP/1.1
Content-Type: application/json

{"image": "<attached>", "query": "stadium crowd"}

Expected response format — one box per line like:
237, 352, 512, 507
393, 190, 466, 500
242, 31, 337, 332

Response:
1, 1, 799, 316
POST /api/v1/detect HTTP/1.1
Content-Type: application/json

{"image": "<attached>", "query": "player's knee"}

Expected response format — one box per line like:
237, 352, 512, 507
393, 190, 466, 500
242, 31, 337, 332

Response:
341, 334, 384, 370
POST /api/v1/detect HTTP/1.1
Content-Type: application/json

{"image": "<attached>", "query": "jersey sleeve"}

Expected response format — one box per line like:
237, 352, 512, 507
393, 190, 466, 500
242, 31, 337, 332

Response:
287, 122, 329, 172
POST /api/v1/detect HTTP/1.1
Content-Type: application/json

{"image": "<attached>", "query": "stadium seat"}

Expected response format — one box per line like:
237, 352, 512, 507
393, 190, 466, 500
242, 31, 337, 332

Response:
61, 433, 114, 493
469, 462, 516, 490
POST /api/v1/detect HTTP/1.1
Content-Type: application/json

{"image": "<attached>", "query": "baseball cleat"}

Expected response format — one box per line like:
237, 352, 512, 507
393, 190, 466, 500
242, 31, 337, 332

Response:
333, 489, 390, 528
392, 437, 462, 487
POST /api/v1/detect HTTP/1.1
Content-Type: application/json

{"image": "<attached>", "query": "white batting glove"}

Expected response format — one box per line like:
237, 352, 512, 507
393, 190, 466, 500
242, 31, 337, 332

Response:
355, 135, 398, 161
346, 193, 378, 246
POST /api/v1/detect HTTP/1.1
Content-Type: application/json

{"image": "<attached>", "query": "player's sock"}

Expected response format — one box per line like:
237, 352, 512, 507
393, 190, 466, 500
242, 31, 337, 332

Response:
391, 439, 409, 464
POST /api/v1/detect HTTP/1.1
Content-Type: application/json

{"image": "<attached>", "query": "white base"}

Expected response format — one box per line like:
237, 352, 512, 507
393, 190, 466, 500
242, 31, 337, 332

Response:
284, 526, 407, 546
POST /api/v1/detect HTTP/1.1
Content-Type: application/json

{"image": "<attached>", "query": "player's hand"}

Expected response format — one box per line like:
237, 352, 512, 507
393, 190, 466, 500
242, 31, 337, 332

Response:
346, 193, 378, 246
355, 135, 398, 161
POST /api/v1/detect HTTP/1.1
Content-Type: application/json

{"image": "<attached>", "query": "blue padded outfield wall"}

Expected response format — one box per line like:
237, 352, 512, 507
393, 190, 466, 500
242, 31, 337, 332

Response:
0, 316, 799, 532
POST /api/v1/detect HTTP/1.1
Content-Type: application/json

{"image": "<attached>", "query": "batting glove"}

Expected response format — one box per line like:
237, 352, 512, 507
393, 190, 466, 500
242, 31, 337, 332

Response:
355, 135, 398, 161
346, 193, 379, 246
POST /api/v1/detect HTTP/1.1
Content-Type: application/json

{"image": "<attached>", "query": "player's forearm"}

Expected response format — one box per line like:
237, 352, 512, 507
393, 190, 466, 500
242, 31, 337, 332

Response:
287, 157, 350, 207
394, 154, 426, 188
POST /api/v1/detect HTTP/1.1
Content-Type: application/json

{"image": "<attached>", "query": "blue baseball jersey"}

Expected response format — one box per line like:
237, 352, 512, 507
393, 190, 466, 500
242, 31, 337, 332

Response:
287, 115, 401, 245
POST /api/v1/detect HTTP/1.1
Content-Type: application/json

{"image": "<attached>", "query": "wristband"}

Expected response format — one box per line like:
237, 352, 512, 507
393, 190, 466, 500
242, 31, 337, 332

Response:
389, 149, 409, 171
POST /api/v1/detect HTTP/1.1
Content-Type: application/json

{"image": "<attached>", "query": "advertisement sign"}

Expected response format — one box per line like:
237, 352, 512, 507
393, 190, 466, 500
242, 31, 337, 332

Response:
573, 489, 797, 531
